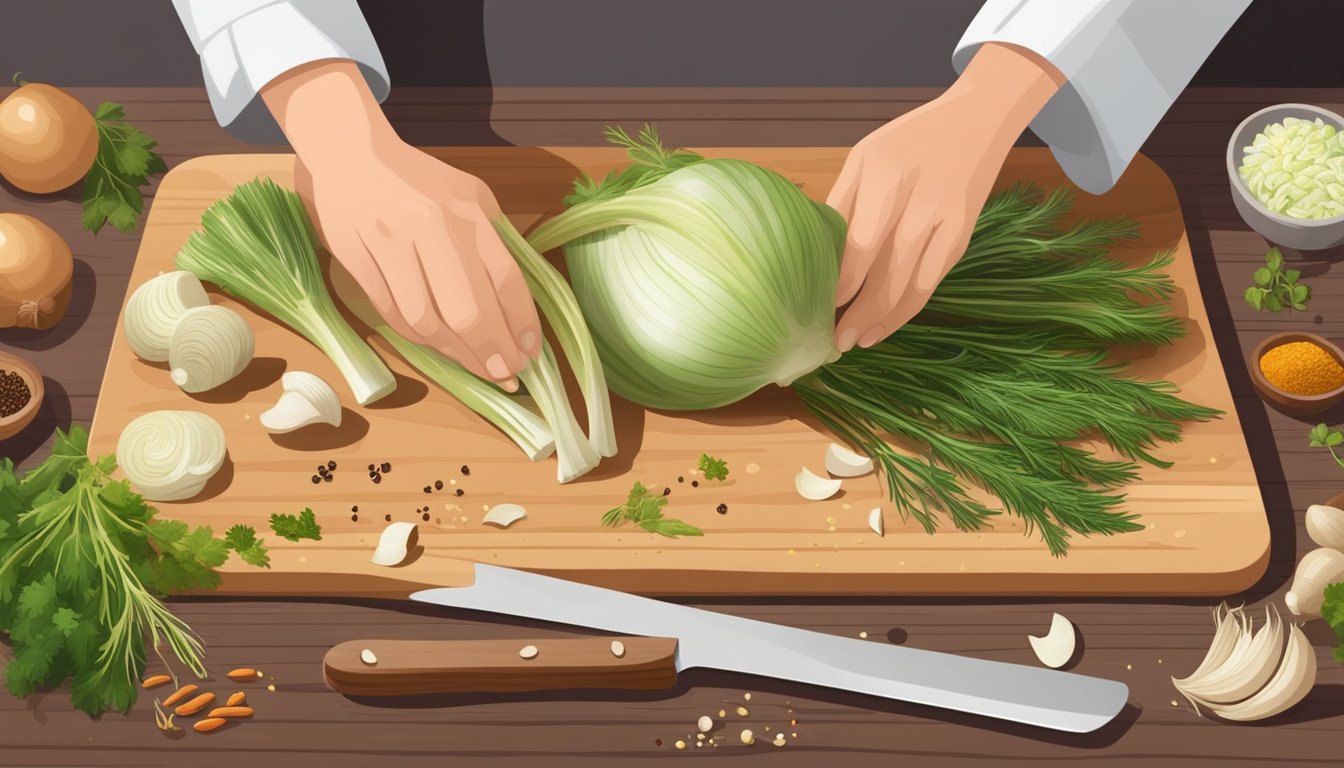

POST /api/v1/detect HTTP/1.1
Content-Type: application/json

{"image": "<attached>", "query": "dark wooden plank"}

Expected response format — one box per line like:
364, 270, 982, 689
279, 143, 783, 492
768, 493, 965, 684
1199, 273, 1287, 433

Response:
2, 86, 1343, 766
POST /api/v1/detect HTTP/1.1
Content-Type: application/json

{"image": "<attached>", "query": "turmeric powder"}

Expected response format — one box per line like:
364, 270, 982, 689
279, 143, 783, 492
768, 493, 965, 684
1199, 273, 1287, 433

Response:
1260, 341, 1344, 395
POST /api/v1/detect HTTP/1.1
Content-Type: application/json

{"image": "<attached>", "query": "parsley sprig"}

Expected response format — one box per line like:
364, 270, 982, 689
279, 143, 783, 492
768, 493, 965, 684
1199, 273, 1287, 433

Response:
82, 102, 166, 234
1245, 248, 1310, 312
698, 453, 729, 481
1322, 582, 1344, 666
601, 482, 703, 538
1309, 423, 1344, 471
270, 508, 322, 541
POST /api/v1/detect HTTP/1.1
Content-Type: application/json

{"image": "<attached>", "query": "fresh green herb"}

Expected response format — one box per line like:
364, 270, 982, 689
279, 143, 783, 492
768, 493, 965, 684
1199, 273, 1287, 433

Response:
1244, 248, 1309, 312
82, 102, 166, 234
1321, 581, 1344, 665
601, 481, 704, 538
0, 427, 230, 716
698, 453, 729, 481
1309, 423, 1344, 471
269, 507, 322, 541
223, 524, 271, 568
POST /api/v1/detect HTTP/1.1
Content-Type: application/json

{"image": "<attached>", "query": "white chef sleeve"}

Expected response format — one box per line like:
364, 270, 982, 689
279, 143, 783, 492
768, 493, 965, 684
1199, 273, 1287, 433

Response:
952, 0, 1250, 194
171, 0, 389, 144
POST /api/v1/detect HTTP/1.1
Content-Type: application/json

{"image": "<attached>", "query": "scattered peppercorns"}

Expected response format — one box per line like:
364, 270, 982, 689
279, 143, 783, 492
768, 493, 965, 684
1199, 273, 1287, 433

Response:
434, 480, 444, 490
372, 475, 382, 485
351, 505, 359, 513
350, 514, 358, 522
367, 464, 375, 472
460, 465, 471, 475
691, 480, 699, 488
422, 512, 430, 521
381, 462, 392, 473
327, 460, 337, 471
677, 476, 684, 483
322, 473, 333, 482
384, 514, 392, 522
662, 487, 671, 496
454, 488, 464, 497
423, 485, 432, 494
0, 370, 31, 418
310, 475, 320, 484
717, 503, 728, 514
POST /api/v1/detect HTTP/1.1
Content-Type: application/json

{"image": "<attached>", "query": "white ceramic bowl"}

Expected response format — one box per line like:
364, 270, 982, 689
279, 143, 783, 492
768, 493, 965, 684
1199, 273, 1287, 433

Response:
1226, 103, 1344, 251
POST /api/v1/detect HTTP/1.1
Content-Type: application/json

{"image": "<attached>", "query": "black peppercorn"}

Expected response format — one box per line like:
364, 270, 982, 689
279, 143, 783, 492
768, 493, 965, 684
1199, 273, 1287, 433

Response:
662, 487, 671, 496
434, 480, 444, 490
716, 503, 728, 514
381, 462, 392, 473
384, 513, 392, 522
373, 475, 382, 484
368, 463, 376, 472
322, 473, 333, 482
328, 460, 337, 471
423, 485, 432, 494
350, 514, 358, 522
677, 476, 684, 483
310, 475, 321, 484
316, 464, 327, 474
691, 480, 699, 488
460, 464, 471, 475
455, 488, 464, 497
422, 512, 431, 521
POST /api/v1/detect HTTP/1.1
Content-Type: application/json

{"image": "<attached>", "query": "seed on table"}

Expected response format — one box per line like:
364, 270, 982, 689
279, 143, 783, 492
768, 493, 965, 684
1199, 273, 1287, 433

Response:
194, 717, 228, 733
317, 465, 327, 474
610, 640, 626, 657
674, 740, 686, 750
717, 503, 728, 514
422, 512, 430, 521
226, 668, 259, 681
310, 475, 321, 484
677, 476, 684, 483
162, 684, 198, 707
368, 464, 376, 472
174, 692, 216, 716
697, 715, 714, 732
207, 706, 254, 718
455, 488, 464, 496
227, 692, 246, 707
141, 674, 171, 689
435, 480, 444, 490
662, 487, 671, 496
327, 460, 337, 471
518, 644, 539, 659
350, 514, 358, 522
351, 505, 359, 512
373, 475, 382, 484
460, 464, 471, 475
322, 473, 333, 482
691, 480, 699, 487
736, 706, 749, 717
381, 462, 392, 473
384, 514, 392, 522
740, 729, 754, 745
423, 485, 432, 493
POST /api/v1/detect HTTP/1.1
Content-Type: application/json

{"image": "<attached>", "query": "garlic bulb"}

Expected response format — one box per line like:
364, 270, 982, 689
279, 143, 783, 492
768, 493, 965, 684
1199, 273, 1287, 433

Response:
260, 371, 342, 433
1028, 613, 1077, 669
117, 410, 227, 501
1305, 504, 1344, 551
1199, 623, 1316, 722
1285, 547, 1344, 618
825, 443, 873, 478
169, 305, 254, 393
370, 522, 418, 566
795, 467, 841, 500
124, 271, 209, 361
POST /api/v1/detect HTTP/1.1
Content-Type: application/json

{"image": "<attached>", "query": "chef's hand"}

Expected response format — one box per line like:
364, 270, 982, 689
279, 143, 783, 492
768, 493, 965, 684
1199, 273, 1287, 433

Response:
262, 60, 539, 391
830, 43, 1065, 352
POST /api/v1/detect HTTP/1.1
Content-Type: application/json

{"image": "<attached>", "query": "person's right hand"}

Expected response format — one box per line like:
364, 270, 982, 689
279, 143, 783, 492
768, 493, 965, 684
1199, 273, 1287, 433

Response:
263, 60, 540, 391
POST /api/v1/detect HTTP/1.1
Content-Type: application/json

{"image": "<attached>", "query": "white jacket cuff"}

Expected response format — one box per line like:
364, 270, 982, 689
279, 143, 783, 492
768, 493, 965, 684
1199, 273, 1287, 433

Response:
173, 0, 389, 144
952, 0, 1249, 194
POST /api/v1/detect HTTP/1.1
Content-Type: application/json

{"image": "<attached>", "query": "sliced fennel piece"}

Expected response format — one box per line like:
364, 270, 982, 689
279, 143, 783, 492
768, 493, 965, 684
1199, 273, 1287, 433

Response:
483, 503, 527, 528
522, 341, 599, 482
124, 270, 210, 361
169, 305, 254, 393
117, 410, 227, 501
175, 178, 395, 405
495, 216, 616, 457
329, 261, 555, 463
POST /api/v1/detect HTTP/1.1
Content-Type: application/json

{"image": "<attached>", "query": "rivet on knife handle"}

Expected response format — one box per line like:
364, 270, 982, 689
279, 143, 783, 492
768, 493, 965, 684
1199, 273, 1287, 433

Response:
323, 637, 679, 696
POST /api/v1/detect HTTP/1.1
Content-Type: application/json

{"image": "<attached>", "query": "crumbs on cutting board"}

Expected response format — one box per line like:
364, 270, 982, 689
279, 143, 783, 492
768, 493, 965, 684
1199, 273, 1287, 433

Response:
656, 693, 798, 750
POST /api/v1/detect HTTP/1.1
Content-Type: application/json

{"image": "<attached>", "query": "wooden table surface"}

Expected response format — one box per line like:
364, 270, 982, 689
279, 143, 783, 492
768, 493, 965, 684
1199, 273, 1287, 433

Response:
2, 86, 1343, 767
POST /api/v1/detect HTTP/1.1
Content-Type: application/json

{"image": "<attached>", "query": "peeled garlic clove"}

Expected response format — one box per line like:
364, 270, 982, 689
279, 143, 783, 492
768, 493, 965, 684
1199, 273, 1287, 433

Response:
169, 305, 254, 393
124, 271, 209, 361
370, 522, 418, 566
1178, 606, 1284, 705
1285, 547, 1344, 618
1201, 623, 1316, 721
1305, 504, 1344, 551
868, 507, 884, 537
117, 410, 227, 501
482, 503, 527, 528
795, 467, 841, 501
260, 371, 342, 433
825, 443, 874, 478
1028, 613, 1077, 669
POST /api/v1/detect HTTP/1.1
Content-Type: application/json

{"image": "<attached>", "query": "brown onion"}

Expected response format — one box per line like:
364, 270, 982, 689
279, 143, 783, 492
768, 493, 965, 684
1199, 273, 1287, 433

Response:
0, 213, 73, 329
0, 83, 98, 193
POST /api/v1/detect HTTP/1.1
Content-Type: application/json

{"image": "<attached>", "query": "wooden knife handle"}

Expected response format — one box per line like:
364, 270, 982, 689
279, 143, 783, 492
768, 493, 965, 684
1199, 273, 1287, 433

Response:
324, 636, 679, 696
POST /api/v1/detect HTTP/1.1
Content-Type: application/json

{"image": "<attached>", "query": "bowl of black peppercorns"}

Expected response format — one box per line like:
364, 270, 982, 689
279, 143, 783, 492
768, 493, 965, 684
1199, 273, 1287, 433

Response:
0, 350, 43, 441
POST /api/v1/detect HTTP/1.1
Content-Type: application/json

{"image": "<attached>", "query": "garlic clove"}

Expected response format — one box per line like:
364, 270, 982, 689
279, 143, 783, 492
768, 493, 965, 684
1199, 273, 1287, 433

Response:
867, 507, 884, 537
124, 271, 209, 362
370, 522, 418, 567
168, 305, 254, 393
825, 443, 874, 478
1200, 623, 1316, 721
1285, 547, 1344, 618
1305, 504, 1344, 551
795, 467, 841, 501
1177, 606, 1283, 705
260, 371, 342, 433
482, 503, 527, 528
1179, 604, 1244, 683
1028, 613, 1077, 669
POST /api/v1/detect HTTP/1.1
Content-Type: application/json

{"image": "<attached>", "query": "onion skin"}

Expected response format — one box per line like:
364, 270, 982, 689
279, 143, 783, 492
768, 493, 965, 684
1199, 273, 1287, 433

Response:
0, 213, 74, 329
0, 84, 98, 194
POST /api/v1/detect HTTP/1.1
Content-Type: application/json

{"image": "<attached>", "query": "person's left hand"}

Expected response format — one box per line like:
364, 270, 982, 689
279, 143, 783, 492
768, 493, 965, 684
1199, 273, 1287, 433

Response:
828, 42, 1065, 352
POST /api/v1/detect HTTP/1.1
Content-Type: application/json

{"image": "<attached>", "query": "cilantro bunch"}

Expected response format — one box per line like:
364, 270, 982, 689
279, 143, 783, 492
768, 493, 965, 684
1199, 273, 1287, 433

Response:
83, 102, 166, 234
0, 427, 257, 715
1322, 582, 1344, 666
1244, 248, 1310, 312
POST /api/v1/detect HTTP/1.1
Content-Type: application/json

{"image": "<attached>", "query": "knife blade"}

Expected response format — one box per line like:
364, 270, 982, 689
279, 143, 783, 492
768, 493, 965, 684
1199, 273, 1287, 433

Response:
411, 564, 1127, 733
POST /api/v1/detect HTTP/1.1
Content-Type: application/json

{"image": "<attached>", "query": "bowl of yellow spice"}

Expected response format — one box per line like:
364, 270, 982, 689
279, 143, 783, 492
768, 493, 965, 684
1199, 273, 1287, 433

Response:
1250, 332, 1344, 415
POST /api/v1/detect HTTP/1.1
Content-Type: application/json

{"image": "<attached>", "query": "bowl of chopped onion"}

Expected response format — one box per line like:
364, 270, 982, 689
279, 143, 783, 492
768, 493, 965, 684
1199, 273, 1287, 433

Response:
1228, 103, 1344, 251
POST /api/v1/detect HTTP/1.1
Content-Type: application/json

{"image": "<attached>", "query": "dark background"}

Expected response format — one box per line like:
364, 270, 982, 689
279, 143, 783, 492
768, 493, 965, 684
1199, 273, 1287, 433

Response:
3, 0, 1341, 89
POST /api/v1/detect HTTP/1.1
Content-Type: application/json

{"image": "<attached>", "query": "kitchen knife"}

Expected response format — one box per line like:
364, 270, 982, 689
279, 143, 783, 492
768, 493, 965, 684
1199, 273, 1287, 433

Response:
397, 563, 1127, 733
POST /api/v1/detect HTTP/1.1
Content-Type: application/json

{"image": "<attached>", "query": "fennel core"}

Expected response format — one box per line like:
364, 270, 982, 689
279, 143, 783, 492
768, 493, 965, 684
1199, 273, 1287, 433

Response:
528, 125, 1220, 556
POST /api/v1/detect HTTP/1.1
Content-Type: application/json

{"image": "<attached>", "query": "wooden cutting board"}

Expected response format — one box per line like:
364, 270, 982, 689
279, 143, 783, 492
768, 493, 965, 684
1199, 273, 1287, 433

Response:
87, 148, 1268, 598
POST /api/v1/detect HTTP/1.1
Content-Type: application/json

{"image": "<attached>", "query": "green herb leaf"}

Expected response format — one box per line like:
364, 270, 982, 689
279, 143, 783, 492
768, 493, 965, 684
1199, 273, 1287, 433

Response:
698, 453, 729, 481
1252, 267, 1273, 287
270, 508, 322, 541
83, 102, 166, 234
1283, 269, 1302, 284
1266, 248, 1285, 271
1311, 424, 1331, 447
223, 524, 271, 568
600, 482, 702, 538
1245, 248, 1309, 313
